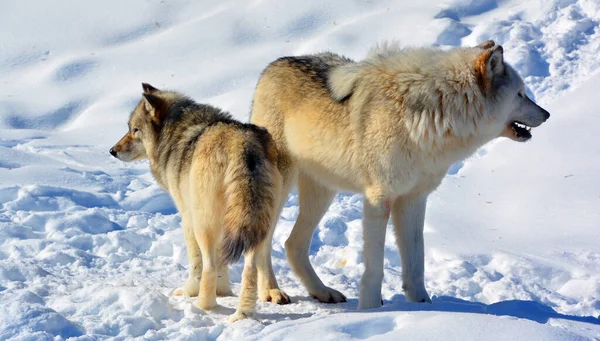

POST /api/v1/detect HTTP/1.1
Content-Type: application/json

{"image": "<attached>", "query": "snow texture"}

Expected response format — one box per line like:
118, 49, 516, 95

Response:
0, 0, 599, 340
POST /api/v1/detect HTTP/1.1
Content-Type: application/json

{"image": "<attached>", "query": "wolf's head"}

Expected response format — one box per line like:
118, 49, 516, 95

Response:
109, 83, 181, 161
474, 40, 550, 142
329, 41, 550, 149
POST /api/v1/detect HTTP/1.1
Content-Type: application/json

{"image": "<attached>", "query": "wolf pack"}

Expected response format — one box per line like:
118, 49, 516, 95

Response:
109, 40, 550, 322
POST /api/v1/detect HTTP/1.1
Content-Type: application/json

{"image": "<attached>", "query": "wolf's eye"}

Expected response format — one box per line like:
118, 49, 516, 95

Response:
133, 128, 140, 134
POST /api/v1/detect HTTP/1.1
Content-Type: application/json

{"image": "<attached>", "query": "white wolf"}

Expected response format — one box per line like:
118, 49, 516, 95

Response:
249, 40, 550, 309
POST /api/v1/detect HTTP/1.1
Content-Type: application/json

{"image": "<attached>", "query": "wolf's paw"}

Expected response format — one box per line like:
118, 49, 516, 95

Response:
228, 311, 254, 323
357, 298, 382, 309
194, 296, 217, 311
260, 288, 291, 304
404, 285, 432, 303
357, 294, 383, 310
173, 278, 200, 297
310, 286, 347, 304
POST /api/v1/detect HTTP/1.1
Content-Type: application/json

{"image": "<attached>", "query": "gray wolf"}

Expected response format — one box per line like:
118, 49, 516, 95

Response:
110, 83, 283, 322
249, 40, 550, 309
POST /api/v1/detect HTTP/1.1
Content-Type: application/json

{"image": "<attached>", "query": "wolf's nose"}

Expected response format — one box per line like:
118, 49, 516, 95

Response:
543, 109, 550, 121
109, 148, 117, 157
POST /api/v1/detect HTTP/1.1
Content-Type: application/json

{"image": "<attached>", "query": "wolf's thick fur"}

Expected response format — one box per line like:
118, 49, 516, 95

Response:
250, 41, 549, 309
110, 84, 282, 322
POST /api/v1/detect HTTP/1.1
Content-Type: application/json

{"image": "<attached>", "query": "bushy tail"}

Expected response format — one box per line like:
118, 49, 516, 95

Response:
220, 147, 279, 264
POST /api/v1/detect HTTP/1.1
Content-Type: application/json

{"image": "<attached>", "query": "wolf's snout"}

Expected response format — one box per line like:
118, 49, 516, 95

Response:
109, 148, 117, 157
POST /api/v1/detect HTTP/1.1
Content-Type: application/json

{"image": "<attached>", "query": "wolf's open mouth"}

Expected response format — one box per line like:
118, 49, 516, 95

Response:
510, 121, 532, 141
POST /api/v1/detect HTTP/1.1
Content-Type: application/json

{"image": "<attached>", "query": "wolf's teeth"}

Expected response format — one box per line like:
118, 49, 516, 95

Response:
513, 122, 532, 131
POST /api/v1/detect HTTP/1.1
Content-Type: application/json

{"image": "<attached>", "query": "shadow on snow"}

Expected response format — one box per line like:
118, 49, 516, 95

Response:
344, 295, 600, 325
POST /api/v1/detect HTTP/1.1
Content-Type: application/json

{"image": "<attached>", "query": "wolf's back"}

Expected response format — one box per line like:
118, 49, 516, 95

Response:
220, 132, 280, 264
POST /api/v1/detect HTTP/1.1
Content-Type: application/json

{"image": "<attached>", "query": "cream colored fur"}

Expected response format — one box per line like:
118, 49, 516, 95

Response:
250, 41, 549, 309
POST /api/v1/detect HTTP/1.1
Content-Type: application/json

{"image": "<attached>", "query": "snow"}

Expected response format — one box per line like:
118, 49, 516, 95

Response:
1, 0, 599, 340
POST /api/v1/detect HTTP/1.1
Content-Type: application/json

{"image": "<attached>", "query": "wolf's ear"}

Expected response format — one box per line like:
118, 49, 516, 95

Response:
142, 93, 167, 123
475, 40, 495, 49
484, 45, 504, 77
476, 45, 505, 87
142, 83, 159, 94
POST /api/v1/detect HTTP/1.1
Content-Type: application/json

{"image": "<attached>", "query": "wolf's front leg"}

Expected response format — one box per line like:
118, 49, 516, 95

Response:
358, 192, 391, 310
391, 194, 431, 303
173, 215, 203, 297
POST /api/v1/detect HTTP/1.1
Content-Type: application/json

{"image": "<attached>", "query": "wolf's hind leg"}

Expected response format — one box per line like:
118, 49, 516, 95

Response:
217, 264, 233, 296
391, 194, 431, 303
256, 213, 290, 304
285, 173, 346, 304
193, 223, 219, 310
173, 213, 203, 297
229, 249, 259, 323
257, 167, 294, 304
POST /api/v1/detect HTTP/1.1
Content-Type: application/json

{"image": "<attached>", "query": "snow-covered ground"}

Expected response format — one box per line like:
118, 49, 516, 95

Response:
1, 0, 599, 339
